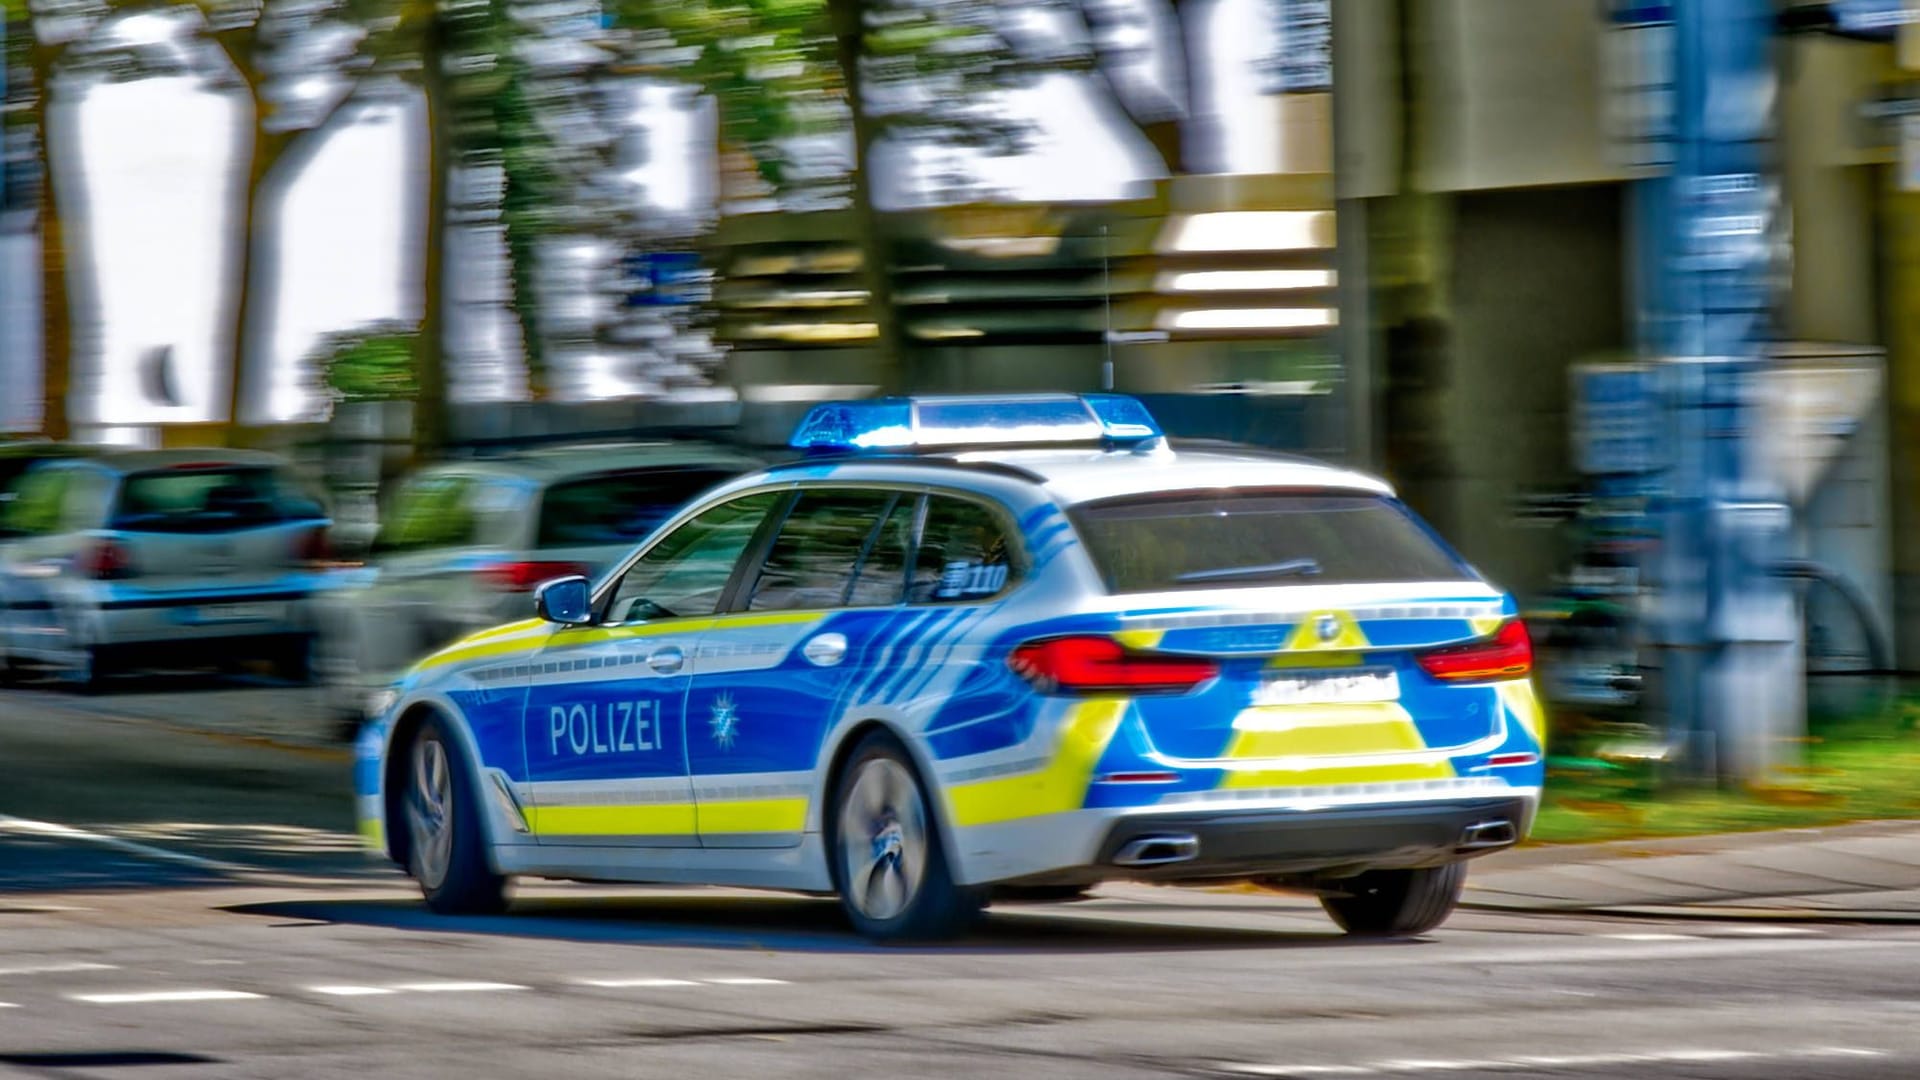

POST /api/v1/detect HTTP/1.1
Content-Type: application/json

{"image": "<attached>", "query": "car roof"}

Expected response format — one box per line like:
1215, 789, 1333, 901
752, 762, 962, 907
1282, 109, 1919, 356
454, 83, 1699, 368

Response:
966, 448, 1393, 505
436, 442, 765, 482
758, 443, 1393, 507
89, 448, 290, 473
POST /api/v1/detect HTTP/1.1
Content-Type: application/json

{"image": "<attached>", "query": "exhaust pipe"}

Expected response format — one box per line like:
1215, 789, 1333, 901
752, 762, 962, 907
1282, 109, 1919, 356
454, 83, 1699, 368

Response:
1458, 819, 1517, 851
1113, 833, 1201, 866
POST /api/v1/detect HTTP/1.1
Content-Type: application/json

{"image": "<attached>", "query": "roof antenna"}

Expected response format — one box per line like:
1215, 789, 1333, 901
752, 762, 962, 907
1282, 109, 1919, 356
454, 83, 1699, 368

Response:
1101, 224, 1115, 392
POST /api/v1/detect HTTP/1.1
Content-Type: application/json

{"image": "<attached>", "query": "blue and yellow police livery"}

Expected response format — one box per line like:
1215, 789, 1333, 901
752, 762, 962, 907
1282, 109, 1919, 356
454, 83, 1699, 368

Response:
356, 394, 1545, 941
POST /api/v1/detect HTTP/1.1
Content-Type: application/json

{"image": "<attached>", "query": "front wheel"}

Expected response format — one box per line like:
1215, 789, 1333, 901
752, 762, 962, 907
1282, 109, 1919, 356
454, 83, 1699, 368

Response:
404, 716, 508, 915
1320, 862, 1466, 937
831, 732, 982, 942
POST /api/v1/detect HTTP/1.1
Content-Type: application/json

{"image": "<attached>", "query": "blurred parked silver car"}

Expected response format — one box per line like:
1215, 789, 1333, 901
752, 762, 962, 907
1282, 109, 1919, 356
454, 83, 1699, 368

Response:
313, 442, 761, 719
0, 449, 332, 689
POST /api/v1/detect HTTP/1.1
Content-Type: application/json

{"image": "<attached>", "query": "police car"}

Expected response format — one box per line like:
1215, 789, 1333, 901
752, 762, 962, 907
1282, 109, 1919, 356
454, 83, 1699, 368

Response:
357, 394, 1544, 941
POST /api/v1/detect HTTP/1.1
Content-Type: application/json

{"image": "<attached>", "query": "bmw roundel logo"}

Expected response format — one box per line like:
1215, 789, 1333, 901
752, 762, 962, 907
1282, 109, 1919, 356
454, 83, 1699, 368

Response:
1315, 615, 1340, 643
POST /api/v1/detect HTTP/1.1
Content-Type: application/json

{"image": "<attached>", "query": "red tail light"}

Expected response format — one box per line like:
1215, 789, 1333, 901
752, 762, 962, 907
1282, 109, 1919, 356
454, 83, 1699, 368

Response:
82, 540, 136, 581
485, 560, 589, 593
1008, 636, 1219, 695
296, 527, 332, 565
1418, 620, 1533, 681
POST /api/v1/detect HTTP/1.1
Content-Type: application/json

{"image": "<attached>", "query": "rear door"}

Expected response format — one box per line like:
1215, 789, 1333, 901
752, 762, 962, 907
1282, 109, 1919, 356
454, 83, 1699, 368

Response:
684, 488, 915, 848
1066, 490, 1518, 788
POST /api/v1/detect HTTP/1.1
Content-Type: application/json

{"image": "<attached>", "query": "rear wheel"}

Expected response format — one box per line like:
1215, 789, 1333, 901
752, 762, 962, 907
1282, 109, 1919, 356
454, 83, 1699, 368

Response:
404, 716, 508, 915
271, 635, 314, 685
831, 732, 981, 942
1320, 862, 1466, 937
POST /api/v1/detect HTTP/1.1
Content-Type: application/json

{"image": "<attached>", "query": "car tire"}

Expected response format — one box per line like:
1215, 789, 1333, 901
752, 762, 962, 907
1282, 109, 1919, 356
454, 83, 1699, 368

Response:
272, 635, 314, 685
830, 731, 982, 942
66, 645, 108, 696
402, 715, 509, 916
1319, 862, 1467, 938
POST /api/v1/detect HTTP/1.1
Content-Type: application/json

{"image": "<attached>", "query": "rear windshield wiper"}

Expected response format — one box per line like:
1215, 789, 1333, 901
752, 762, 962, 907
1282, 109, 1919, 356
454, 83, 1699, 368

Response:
1175, 558, 1323, 583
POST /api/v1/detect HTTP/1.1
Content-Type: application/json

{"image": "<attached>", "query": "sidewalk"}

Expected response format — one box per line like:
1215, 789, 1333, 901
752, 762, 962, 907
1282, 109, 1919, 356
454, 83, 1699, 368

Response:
1468, 820, 1920, 921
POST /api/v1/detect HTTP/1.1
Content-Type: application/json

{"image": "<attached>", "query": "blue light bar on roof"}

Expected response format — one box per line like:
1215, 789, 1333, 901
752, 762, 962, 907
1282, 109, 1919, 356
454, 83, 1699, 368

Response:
788, 393, 1165, 453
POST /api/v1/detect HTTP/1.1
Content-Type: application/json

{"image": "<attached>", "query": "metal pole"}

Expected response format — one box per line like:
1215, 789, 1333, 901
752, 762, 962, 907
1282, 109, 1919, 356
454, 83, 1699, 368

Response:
1652, 0, 1802, 781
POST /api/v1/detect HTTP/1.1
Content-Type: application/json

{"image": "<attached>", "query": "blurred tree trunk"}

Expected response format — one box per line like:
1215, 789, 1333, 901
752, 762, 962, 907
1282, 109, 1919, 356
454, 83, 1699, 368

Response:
827, 0, 905, 391
411, 16, 452, 454
31, 41, 69, 441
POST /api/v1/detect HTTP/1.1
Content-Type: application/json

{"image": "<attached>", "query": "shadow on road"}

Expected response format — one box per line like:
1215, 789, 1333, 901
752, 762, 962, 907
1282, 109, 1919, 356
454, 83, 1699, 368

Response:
224, 892, 1411, 956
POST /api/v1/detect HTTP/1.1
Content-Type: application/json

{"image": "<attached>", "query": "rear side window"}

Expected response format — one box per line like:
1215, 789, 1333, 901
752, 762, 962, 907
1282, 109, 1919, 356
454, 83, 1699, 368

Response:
373, 476, 478, 553
0, 468, 68, 537
910, 495, 1016, 603
747, 490, 895, 612
536, 468, 740, 549
111, 468, 321, 534
1069, 490, 1472, 593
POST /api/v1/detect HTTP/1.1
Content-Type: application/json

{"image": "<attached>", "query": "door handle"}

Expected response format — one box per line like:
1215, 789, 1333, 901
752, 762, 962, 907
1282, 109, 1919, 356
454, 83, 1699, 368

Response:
646, 646, 684, 674
801, 633, 848, 668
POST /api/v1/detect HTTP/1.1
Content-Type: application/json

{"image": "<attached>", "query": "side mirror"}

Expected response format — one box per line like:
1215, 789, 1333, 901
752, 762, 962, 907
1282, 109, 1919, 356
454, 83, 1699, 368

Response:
534, 575, 594, 626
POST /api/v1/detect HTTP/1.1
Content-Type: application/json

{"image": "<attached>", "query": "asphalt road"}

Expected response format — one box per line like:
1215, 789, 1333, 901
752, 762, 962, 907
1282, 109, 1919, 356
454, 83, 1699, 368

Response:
5, 679, 1920, 1079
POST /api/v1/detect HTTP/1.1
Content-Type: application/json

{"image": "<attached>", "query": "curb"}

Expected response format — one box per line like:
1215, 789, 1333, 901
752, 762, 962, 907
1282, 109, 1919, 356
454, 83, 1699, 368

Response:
1462, 900, 1920, 925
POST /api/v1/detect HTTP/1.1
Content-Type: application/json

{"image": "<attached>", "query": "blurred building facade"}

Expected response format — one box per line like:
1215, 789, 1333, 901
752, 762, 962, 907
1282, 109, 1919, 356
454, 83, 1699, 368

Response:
1334, 0, 1909, 671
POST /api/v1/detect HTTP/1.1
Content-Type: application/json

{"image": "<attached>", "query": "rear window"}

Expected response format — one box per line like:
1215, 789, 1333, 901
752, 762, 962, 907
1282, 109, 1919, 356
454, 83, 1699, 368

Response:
110, 468, 323, 534
1068, 490, 1473, 593
535, 468, 740, 549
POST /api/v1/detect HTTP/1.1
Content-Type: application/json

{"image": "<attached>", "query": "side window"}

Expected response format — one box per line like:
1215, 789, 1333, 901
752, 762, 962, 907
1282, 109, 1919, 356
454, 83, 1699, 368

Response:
60, 470, 114, 531
746, 490, 893, 612
0, 468, 69, 538
374, 476, 478, 554
845, 495, 916, 608
606, 492, 780, 624
909, 495, 1016, 603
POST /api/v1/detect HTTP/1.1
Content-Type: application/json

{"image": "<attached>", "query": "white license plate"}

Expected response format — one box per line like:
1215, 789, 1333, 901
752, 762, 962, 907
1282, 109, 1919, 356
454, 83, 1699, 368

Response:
1256, 667, 1401, 706
194, 602, 282, 623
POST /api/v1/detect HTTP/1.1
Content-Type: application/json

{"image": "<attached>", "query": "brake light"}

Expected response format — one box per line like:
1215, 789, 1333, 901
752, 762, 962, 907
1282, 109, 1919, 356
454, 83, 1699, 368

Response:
485, 560, 589, 593
82, 540, 136, 581
1417, 620, 1533, 681
296, 527, 331, 565
1008, 636, 1218, 695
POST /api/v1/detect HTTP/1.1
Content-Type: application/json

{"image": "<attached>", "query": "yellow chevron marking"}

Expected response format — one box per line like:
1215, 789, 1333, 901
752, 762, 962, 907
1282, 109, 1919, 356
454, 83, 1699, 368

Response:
1497, 680, 1546, 745
946, 699, 1127, 827
1112, 629, 1167, 650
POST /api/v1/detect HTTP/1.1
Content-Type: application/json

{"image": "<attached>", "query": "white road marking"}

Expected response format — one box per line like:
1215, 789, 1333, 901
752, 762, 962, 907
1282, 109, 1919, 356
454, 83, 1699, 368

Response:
71, 990, 265, 1005
1453, 937, 1911, 966
1716, 925, 1820, 936
1603, 933, 1696, 942
0, 814, 245, 874
1230, 1047, 1888, 1077
309, 986, 399, 997
387, 981, 525, 994
0, 1003, 17, 1009
1221, 1060, 1374, 1068
706, 977, 788, 986
0, 962, 118, 978
579, 978, 699, 989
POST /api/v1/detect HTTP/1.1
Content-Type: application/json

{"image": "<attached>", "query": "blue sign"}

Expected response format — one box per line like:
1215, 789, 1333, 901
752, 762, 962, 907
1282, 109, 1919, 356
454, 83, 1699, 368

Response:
1572, 366, 1662, 476
624, 252, 705, 307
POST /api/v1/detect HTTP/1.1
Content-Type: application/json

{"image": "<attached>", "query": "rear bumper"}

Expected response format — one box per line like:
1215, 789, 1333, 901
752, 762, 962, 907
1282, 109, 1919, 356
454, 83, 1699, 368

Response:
1092, 795, 1533, 882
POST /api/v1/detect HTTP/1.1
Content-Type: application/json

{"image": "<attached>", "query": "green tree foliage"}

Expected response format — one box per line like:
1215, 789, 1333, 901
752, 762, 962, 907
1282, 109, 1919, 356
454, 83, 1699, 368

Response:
309, 321, 419, 402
